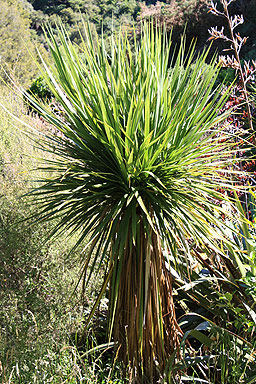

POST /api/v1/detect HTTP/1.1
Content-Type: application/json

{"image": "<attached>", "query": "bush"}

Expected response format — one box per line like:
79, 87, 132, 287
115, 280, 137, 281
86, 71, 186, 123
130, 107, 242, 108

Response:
28, 76, 53, 102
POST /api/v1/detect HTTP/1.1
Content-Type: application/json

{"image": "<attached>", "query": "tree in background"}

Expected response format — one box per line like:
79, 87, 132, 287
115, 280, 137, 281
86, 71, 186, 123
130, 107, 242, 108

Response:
13, 0, 256, 63
0, 0, 38, 86
139, 0, 256, 61
25, 0, 139, 43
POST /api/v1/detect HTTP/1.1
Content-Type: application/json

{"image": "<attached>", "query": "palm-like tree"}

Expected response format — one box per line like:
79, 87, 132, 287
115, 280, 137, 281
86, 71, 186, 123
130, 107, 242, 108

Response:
24, 24, 240, 382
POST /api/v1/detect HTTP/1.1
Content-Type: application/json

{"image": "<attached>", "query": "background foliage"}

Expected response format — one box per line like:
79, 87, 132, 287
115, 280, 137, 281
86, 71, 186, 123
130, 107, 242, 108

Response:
1, 0, 256, 88
0, 0, 38, 86
1, 0, 256, 383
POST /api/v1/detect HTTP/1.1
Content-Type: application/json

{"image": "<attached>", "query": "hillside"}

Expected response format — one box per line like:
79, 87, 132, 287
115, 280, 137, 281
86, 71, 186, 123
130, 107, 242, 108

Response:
1, 0, 256, 88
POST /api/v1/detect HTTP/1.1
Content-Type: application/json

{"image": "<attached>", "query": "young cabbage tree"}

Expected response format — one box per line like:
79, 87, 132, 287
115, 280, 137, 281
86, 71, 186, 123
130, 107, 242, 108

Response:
20, 23, 242, 382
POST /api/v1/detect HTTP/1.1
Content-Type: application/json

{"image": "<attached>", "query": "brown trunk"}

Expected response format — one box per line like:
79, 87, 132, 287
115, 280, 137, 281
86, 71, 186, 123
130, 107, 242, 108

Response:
111, 220, 182, 382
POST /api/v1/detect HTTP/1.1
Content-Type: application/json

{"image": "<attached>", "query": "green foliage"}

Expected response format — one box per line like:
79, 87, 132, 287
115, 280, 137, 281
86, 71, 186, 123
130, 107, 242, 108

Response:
1, 0, 256, 381
0, 88, 127, 383
0, 88, 73, 381
216, 67, 236, 85
20, 21, 249, 381
27, 76, 53, 105
140, 0, 256, 63
26, 0, 140, 42
171, 264, 256, 382
168, 192, 256, 383
0, 0, 38, 86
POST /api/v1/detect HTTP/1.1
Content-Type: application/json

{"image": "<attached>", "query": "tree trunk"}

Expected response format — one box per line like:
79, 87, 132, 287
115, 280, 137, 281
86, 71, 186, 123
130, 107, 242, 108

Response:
111, 220, 182, 382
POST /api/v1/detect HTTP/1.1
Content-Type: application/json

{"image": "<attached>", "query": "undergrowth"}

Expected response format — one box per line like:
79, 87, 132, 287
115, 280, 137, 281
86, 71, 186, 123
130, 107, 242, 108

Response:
0, 88, 125, 383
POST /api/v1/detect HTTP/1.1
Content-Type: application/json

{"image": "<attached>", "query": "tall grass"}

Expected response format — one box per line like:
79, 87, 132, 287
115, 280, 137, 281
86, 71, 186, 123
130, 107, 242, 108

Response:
0, 87, 125, 383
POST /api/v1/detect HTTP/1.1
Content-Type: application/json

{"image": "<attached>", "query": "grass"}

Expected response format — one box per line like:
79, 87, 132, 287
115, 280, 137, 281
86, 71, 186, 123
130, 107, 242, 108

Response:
0, 87, 126, 383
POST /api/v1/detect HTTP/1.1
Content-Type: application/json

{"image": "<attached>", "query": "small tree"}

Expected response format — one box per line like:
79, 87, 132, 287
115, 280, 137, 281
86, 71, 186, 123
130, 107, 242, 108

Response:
23, 23, 243, 382
0, 0, 38, 86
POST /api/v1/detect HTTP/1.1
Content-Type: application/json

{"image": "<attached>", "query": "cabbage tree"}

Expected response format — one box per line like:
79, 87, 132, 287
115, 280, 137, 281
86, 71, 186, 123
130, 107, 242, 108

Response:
21, 23, 241, 382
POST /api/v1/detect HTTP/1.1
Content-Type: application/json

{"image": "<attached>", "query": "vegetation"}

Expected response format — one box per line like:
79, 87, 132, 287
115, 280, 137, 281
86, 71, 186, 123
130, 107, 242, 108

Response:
0, 0, 38, 86
1, 0, 256, 383
0, 89, 125, 383
17, 20, 254, 382
22, 0, 140, 44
